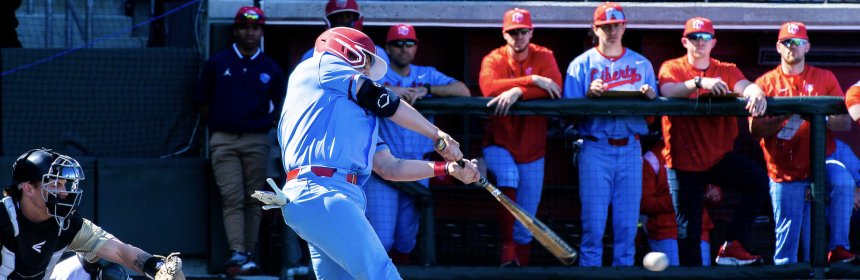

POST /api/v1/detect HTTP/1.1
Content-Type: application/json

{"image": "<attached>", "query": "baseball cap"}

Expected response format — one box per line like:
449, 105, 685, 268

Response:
684, 17, 714, 36
503, 8, 533, 32
235, 6, 265, 25
779, 22, 808, 41
593, 2, 626, 26
387, 24, 419, 44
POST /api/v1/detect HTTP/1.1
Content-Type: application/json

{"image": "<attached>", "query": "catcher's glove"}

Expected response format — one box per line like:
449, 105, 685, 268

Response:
153, 253, 184, 280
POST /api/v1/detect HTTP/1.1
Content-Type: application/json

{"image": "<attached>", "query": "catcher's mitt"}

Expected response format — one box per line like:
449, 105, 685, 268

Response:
153, 253, 185, 280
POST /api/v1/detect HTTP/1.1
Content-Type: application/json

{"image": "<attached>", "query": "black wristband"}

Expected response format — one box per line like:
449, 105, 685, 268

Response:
143, 256, 164, 279
424, 83, 432, 95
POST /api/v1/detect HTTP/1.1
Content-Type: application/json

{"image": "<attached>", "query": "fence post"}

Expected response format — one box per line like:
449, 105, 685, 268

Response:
86, 0, 93, 46
809, 114, 827, 279
65, 0, 72, 48
46, 0, 53, 48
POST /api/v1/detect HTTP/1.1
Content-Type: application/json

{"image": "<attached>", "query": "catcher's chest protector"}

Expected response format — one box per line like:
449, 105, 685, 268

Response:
0, 197, 80, 280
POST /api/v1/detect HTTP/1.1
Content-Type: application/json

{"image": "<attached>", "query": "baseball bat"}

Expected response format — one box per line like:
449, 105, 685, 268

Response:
434, 139, 578, 266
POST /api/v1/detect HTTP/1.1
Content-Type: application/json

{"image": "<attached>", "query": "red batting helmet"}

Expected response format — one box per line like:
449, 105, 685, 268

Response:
316, 27, 387, 80
325, 0, 364, 31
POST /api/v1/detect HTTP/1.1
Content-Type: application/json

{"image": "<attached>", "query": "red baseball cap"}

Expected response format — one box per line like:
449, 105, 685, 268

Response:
593, 2, 626, 26
387, 24, 419, 44
503, 8, 533, 32
684, 17, 714, 36
779, 22, 808, 41
235, 6, 265, 25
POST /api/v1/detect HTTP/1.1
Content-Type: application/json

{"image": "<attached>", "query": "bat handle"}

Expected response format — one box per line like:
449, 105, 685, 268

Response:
455, 159, 465, 167
435, 138, 468, 167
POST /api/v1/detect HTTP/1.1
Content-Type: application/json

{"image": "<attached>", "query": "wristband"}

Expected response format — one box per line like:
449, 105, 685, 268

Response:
445, 162, 452, 175
143, 256, 164, 279
433, 162, 447, 177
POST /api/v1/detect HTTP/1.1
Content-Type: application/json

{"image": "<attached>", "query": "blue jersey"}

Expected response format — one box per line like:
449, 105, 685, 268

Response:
563, 48, 657, 139
302, 45, 390, 79
278, 51, 387, 185
376, 65, 456, 160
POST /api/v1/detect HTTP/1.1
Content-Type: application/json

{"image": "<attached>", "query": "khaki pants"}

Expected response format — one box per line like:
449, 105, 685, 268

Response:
210, 131, 270, 253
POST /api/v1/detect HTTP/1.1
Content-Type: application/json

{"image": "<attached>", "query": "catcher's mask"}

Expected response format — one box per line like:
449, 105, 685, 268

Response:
41, 155, 85, 231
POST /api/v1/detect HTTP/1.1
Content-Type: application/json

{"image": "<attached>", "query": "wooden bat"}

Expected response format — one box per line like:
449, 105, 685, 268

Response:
434, 138, 578, 266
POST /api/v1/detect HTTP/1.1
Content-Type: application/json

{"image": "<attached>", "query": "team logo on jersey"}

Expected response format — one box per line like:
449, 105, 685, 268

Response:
260, 73, 270, 84
512, 12, 524, 23
525, 67, 533, 75
692, 19, 705, 30
590, 66, 643, 90
805, 84, 814, 92
33, 241, 45, 253
398, 26, 410, 36
336, 0, 348, 8
223, 68, 231, 76
787, 24, 800, 34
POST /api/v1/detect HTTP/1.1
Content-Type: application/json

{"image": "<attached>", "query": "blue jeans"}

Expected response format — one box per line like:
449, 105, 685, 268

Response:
769, 156, 855, 265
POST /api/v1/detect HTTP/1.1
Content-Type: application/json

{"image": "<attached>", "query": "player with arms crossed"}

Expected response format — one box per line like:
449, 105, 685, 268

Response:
261, 28, 480, 280
657, 17, 769, 266
751, 22, 857, 265
1, 149, 184, 280
562, 2, 656, 267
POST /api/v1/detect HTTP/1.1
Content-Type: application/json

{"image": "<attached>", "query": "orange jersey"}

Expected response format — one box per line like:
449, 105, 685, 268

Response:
658, 57, 747, 171
641, 142, 714, 242
479, 43, 562, 163
754, 65, 841, 182
848, 84, 860, 125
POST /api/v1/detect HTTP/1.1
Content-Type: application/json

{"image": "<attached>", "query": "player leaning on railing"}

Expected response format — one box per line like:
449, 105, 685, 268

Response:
1, 149, 184, 280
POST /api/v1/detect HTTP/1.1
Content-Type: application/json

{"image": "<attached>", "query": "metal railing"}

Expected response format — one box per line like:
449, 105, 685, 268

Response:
29, 0, 95, 48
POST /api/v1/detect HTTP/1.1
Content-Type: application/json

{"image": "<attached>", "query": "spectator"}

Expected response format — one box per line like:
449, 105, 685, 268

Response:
848, 82, 860, 124
300, 0, 390, 69
363, 24, 470, 264
478, 8, 562, 267
195, 6, 287, 275
563, 2, 656, 267
657, 17, 769, 266
1, 0, 22, 48
642, 140, 720, 266
750, 22, 856, 265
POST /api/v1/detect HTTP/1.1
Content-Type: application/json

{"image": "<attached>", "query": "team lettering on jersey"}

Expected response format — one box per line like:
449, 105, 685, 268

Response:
590, 66, 643, 90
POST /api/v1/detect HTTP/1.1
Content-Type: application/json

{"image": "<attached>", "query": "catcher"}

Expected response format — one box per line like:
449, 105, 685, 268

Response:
1, 148, 184, 280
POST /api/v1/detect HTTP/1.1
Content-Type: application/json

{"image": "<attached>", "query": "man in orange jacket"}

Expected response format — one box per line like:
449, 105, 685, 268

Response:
478, 8, 562, 267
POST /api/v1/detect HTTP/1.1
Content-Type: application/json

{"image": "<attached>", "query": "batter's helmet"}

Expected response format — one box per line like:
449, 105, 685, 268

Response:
325, 0, 363, 31
316, 27, 387, 81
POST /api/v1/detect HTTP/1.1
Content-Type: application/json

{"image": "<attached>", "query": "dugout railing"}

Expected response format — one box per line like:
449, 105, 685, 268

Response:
385, 96, 857, 279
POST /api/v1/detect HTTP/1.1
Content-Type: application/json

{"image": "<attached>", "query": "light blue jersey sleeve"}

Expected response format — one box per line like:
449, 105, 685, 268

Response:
564, 58, 588, 99
319, 54, 368, 100
301, 48, 315, 63
642, 60, 659, 96
428, 67, 457, 85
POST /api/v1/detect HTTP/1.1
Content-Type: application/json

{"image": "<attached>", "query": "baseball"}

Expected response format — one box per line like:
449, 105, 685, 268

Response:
643, 252, 669, 272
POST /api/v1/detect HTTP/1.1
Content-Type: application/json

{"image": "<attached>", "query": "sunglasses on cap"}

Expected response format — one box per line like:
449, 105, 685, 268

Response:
685, 33, 713, 41
236, 12, 262, 22
389, 41, 416, 48
780, 38, 808, 47
506, 28, 531, 35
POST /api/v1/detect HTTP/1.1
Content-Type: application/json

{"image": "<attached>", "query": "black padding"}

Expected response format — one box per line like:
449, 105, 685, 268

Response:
356, 80, 400, 117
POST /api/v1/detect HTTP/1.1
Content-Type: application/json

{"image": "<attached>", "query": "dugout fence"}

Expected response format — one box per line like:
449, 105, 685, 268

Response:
383, 96, 858, 279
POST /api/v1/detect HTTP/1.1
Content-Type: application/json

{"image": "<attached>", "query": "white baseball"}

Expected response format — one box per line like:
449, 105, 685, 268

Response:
643, 252, 669, 272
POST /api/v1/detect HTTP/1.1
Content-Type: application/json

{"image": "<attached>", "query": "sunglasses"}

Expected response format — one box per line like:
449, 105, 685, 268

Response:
605, 9, 625, 21
236, 12, 262, 22
390, 41, 416, 48
686, 33, 713, 41
780, 38, 808, 47
507, 28, 531, 35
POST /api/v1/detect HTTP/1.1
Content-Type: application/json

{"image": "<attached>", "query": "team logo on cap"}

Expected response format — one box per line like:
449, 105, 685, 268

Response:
512, 12, 524, 23
805, 84, 814, 92
525, 67, 533, 75
398, 26, 410, 36
692, 19, 704, 30
787, 24, 799, 34
336, 0, 348, 8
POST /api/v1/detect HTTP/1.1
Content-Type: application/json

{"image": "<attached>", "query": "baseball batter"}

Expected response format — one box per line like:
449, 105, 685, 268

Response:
266, 27, 479, 280
362, 24, 470, 263
562, 2, 657, 267
299, 0, 389, 69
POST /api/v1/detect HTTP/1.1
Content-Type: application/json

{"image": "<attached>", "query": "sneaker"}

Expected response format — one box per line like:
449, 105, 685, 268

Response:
716, 241, 762, 266
225, 251, 249, 275
240, 259, 263, 275
828, 246, 858, 263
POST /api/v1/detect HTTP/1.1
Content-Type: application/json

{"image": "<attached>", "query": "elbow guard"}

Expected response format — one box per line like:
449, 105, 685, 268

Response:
356, 80, 400, 117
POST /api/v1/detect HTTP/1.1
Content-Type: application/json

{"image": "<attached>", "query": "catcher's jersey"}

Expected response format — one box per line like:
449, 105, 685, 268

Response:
376, 65, 456, 160
0, 199, 113, 280
563, 47, 657, 139
278, 51, 382, 186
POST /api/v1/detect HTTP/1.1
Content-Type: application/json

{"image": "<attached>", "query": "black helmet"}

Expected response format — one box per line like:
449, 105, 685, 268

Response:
6, 148, 60, 189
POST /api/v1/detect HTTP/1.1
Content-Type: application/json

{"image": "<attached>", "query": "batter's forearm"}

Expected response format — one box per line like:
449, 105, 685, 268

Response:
377, 159, 437, 182
387, 102, 441, 140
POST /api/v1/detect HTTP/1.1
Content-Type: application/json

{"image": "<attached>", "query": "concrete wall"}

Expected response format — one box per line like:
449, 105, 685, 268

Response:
210, 1, 860, 30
